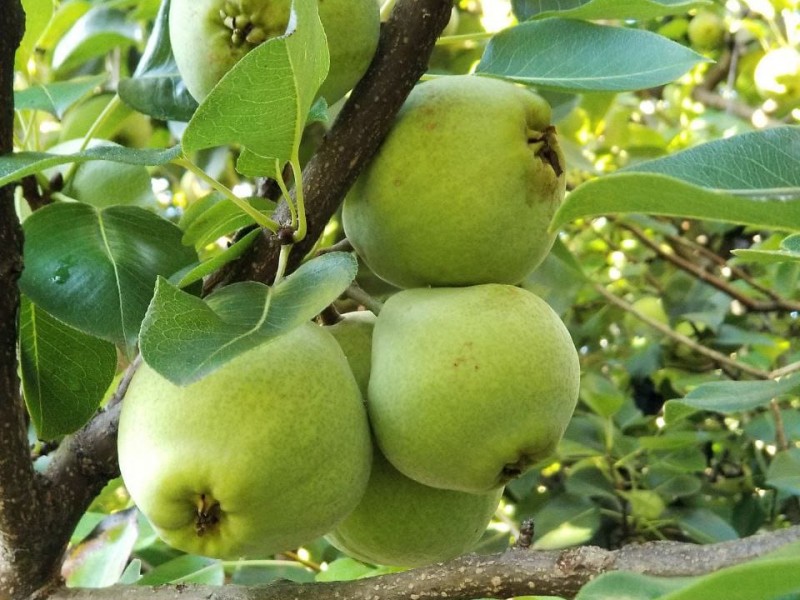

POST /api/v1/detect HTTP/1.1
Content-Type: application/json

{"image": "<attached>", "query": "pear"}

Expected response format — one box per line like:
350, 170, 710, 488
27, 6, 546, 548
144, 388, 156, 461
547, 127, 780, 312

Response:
118, 322, 372, 559
325, 310, 376, 398
368, 284, 580, 493
327, 449, 502, 567
343, 74, 565, 288
169, 0, 380, 103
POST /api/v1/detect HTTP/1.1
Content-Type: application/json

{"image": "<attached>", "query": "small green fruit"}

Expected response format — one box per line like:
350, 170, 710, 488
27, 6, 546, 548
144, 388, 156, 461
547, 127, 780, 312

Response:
326, 310, 376, 399
343, 75, 565, 288
118, 323, 372, 559
687, 11, 725, 52
169, 0, 380, 103
327, 449, 502, 567
369, 284, 580, 493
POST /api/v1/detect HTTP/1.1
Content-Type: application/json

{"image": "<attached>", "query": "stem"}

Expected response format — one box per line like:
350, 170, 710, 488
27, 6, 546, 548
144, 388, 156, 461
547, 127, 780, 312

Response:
345, 283, 384, 315
273, 244, 291, 285
274, 162, 297, 230
63, 94, 124, 187
291, 156, 307, 243
769, 399, 789, 452
435, 31, 495, 46
175, 156, 280, 232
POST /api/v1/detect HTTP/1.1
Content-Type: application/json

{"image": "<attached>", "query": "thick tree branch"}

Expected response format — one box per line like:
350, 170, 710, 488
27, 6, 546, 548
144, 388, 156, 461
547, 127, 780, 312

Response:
46, 526, 800, 600
205, 0, 454, 290
0, 2, 48, 599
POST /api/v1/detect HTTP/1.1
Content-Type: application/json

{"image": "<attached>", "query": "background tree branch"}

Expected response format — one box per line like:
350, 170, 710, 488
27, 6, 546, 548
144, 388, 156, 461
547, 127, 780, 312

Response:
46, 526, 800, 600
205, 0, 454, 291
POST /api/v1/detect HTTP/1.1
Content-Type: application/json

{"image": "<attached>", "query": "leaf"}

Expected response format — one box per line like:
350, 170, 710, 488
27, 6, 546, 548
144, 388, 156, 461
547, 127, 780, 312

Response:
659, 556, 800, 600
52, 6, 141, 72
671, 507, 739, 543
475, 19, 707, 92
175, 228, 261, 288
666, 374, 800, 415
532, 494, 601, 549
513, 0, 710, 21
117, 0, 199, 121
13, 76, 107, 118
19, 297, 117, 440
46, 140, 156, 208
624, 126, 800, 195
181, 195, 275, 249
15, 0, 55, 70
63, 509, 139, 588
139, 252, 358, 385
19, 203, 197, 353
182, 2, 329, 177
552, 174, 800, 232
136, 555, 223, 585
575, 571, 691, 600
0, 145, 181, 188
766, 449, 800, 496
734, 233, 800, 264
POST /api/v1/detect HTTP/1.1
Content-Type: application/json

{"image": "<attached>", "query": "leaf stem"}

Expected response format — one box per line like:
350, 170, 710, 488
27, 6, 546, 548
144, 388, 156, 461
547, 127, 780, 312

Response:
274, 162, 297, 229
175, 156, 279, 232
273, 243, 292, 285
435, 31, 494, 47
291, 156, 307, 243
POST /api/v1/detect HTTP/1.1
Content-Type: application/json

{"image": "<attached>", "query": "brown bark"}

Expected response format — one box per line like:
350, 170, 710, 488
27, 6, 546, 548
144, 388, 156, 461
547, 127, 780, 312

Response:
44, 526, 800, 600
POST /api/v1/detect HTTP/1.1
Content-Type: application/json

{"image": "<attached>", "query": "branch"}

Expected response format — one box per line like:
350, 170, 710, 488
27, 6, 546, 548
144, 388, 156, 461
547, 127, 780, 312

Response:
205, 0, 454, 290
46, 526, 800, 600
0, 1, 53, 597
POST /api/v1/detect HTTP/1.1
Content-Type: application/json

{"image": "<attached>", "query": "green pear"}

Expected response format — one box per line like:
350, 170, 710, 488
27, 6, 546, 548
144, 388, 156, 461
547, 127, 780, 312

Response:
687, 11, 725, 52
327, 449, 502, 567
169, 0, 380, 103
118, 323, 372, 559
325, 310, 376, 398
369, 284, 580, 493
342, 75, 565, 288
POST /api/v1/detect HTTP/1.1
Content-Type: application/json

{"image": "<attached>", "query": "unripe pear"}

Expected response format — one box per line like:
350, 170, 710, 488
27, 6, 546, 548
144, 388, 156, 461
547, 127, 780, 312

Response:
369, 284, 580, 493
169, 0, 380, 103
325, 310, 376, 398
327, 449, 502, 567
343, 74, 565, 288
118, 323, 372, 559
687, 11, 725, 52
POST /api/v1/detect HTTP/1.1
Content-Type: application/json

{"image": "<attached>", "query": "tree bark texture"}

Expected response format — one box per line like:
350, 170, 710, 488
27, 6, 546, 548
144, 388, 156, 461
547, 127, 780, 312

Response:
44, 525, 800, 600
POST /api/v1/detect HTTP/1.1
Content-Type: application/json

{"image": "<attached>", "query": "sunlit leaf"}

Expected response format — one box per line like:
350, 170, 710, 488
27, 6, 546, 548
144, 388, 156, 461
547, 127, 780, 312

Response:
476, 19, 707, 92
140, 252, 358, 385
513, 0, 710, 21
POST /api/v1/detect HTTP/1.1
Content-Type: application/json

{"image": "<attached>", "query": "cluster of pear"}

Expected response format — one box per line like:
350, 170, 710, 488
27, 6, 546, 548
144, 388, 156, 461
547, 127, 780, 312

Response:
328, 75, 581, 566
117, 74, 580, 566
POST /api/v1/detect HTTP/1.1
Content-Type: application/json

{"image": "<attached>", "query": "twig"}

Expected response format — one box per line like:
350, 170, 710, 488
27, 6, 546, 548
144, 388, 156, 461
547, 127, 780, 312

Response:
769, 399, 789, 452
592, 282, 770, 379
345, 283, 384, 315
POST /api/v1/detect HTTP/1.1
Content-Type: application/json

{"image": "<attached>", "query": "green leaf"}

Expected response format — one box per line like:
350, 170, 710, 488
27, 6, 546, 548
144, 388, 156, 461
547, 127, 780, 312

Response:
117, 0, 199, 121
46, 140, 156, 208
552, 174, 800, 232
575, 570, 691, 600
514, 0, 710, 21
659, 556, 800, 600
624, 126, 800, 196
13, 76, 107, 118
63, 509, 139, 588
734, 233, 800, 264
315, 558, 375, 582
181, 195, 275, 249
667, 374, 800, 415
19, 203, 197, 353
175, 228, 261, 288
532, 494, 601, 549
15, 0, 54, 70
52, 6, 140, 72
19, 297, 117, 440
139, 251, 358, 385
672, 507, 739, 543
182, 2, 329, 177
136, 555, 223, 585
475, 19, 707, 92
0, 145, 181, 188
766, 449, 800, 496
